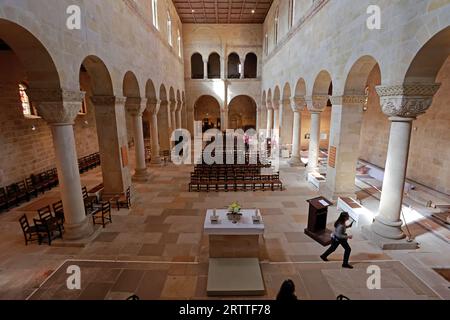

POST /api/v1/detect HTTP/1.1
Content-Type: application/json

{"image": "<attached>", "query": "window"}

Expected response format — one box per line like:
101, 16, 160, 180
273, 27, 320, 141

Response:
152, 0, 158, 29
19, 83, 38, 117
167, 11, 172, 46
289, 0, 296, 29
177, 29, 182, 57
274, 7, 279, 45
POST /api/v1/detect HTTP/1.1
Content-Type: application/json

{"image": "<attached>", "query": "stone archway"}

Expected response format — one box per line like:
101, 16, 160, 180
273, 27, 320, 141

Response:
228, 95, 257, 131
194, 95, 221, 132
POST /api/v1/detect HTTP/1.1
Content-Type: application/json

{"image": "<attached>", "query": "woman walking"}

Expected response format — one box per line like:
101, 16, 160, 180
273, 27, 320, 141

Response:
320, 212, 354, 269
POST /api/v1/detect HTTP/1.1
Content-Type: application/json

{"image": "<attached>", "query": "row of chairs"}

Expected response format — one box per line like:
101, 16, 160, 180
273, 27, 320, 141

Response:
189, 173, 283, 192
193, 168, 262, 175
78, 152, 101, 173
0, 169, 59, 212
194, 163, 271, 169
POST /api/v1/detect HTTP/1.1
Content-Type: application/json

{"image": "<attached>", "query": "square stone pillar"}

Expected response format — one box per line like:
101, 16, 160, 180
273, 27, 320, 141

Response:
91, 95, 131, 197
321, 95, 366, 200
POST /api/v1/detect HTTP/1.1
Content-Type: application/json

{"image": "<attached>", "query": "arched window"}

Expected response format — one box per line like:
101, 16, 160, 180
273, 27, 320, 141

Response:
152, 0, 159, 29
208, 53, 221, 79
289, 0, 296, 29
274, 6, 279, 45
167, 11, 172, 46
191, 53, 204, 79
244, 53, 257, 78
227, 53, 241, 79
19, 83, 38, 117
177, 29, 182, 57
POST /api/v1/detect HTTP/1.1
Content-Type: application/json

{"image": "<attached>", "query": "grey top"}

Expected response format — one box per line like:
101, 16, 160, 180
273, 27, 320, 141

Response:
333, 224, 348, 240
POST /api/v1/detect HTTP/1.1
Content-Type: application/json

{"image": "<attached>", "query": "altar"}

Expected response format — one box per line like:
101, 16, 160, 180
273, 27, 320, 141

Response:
204, 209, 266, 296
204, 209, 264, 258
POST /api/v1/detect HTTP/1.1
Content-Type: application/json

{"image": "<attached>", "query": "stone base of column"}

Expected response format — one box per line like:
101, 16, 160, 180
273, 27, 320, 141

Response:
304, 165, 318, 179
288, 156, 303, 167
361, 220, 418, 250
64, 218, 94, 241
132, 168, 150, 182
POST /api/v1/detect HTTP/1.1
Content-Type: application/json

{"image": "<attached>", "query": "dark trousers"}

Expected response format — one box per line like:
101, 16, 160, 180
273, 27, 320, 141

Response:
322, 237, 351, 265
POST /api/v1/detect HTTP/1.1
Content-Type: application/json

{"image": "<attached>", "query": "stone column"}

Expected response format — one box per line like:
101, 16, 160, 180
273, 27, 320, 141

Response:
148, 100, 161, 164
204, 59, 208, 79
266, 107, 273, 138
91, 95, 131, 196
240, 57, 245, 79
220, 57, 225, 79
363, 84, 440, 249
272, 102, 280, 132
176, 100, 182, 129
289, 96, 305, 166
220, 108, 228, 131
27, 89, 93, 240
306, 95, 328, 173
322, 95, 366, 199
126, 97, 149, 182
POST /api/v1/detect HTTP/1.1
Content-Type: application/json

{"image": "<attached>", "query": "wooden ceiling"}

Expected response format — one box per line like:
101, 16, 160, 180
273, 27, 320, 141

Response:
172, 0, 273, 24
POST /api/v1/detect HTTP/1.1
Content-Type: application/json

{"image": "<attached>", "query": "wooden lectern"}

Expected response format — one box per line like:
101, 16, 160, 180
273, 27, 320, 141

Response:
304, 196, 334, 246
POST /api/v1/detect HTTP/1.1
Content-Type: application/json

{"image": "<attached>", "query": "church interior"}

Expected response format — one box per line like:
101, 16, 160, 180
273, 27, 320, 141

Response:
0, 0, 449, 301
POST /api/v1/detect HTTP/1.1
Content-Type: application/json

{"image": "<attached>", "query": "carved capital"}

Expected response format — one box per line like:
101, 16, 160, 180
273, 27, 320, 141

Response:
330, 95, 367, 106
292, 96, 306, 112
271, 99, 281, 110
305, 95, 328, 112
147, 100, 160, 115
26, 89, 85, 125
126, 97, 147, 116
376, 84, 440, 118
90, 95, 127, 106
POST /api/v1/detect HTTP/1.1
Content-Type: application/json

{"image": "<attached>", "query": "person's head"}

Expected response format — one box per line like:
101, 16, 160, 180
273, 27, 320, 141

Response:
276, 279, 297, 300
334, 211, 350, 228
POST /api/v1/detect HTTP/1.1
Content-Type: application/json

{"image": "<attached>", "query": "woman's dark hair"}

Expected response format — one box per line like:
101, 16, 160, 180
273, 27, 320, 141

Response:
334, 211, 350, 228
276, 279, 297, 301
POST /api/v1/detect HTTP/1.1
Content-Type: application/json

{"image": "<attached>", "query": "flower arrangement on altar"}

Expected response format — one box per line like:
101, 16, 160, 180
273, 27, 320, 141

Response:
228, 202, 242, 214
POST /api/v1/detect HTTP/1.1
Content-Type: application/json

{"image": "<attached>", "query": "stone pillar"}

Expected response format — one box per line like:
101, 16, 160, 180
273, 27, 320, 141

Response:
363, 84, 440, 249
289, 96, 305, 166
126, 97, 149, 182
272, 103, 280, 131
321, 95, 366, 199
182, 102, 188, 129
148, 100, 161, 164
204, 60, 208, 79
240, 57, 245, 79
27, 89, 93, 240
266, 107, 273, 138
176, 101, 182, 129
91, 95, 131, 196
220, 57, 225, 79
306, 95, 328, 173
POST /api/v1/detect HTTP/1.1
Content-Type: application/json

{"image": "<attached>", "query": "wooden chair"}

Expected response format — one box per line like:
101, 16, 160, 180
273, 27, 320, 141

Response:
25, 177, 38, 198
39, 172, 52, 191
92, 201, 112, 228
52, 200, 65, 224
17, 181, 30, 202
19, 215, 42, 245
82, 186, 97, 214
0, 187, 9, 211
30, 174, 45, 194
34, 217, 63, 246
113, 187, 131, 210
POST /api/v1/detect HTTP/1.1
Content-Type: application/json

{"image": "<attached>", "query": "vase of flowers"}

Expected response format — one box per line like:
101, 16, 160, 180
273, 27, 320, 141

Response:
227, 202, 242, 223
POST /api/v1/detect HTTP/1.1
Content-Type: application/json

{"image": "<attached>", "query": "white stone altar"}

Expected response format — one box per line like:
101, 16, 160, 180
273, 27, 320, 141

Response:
204, 209, 264, 258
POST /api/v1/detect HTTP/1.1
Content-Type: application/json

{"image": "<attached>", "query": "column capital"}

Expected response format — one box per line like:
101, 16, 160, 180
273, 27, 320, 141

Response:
376, 83, 441, 118
291, 96, 306, 112
146, 99, 159, 115
90, 95, 127, 106
26, 89, 85, 125
169, 99, 177, 112
126, 97, 147, 116
330, 95, 366, 106
176, 100, 182, 111
305, 95, 329, 112
272, 99, 281, 110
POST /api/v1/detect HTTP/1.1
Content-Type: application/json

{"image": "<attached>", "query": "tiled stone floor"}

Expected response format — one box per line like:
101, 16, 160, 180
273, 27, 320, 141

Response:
0, 160, 449, 300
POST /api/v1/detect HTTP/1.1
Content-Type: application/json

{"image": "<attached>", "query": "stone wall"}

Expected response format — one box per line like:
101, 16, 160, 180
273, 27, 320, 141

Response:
0, 51, 98, 187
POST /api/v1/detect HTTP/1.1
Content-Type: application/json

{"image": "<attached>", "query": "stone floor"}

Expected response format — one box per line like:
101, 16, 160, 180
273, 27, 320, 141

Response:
0, 160, 449, 300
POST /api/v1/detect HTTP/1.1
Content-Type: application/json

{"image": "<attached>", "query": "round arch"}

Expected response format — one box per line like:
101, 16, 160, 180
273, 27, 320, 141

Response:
244, 52, 257, 78
145, 79, 157, 101
80, 55, 114, 96
194, 95, 221, 132
122, 71, 140, 98
191, 53, 204, 79
228, 95, 257, 131
227, 52, 241, 79
208, 52, 221, 79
